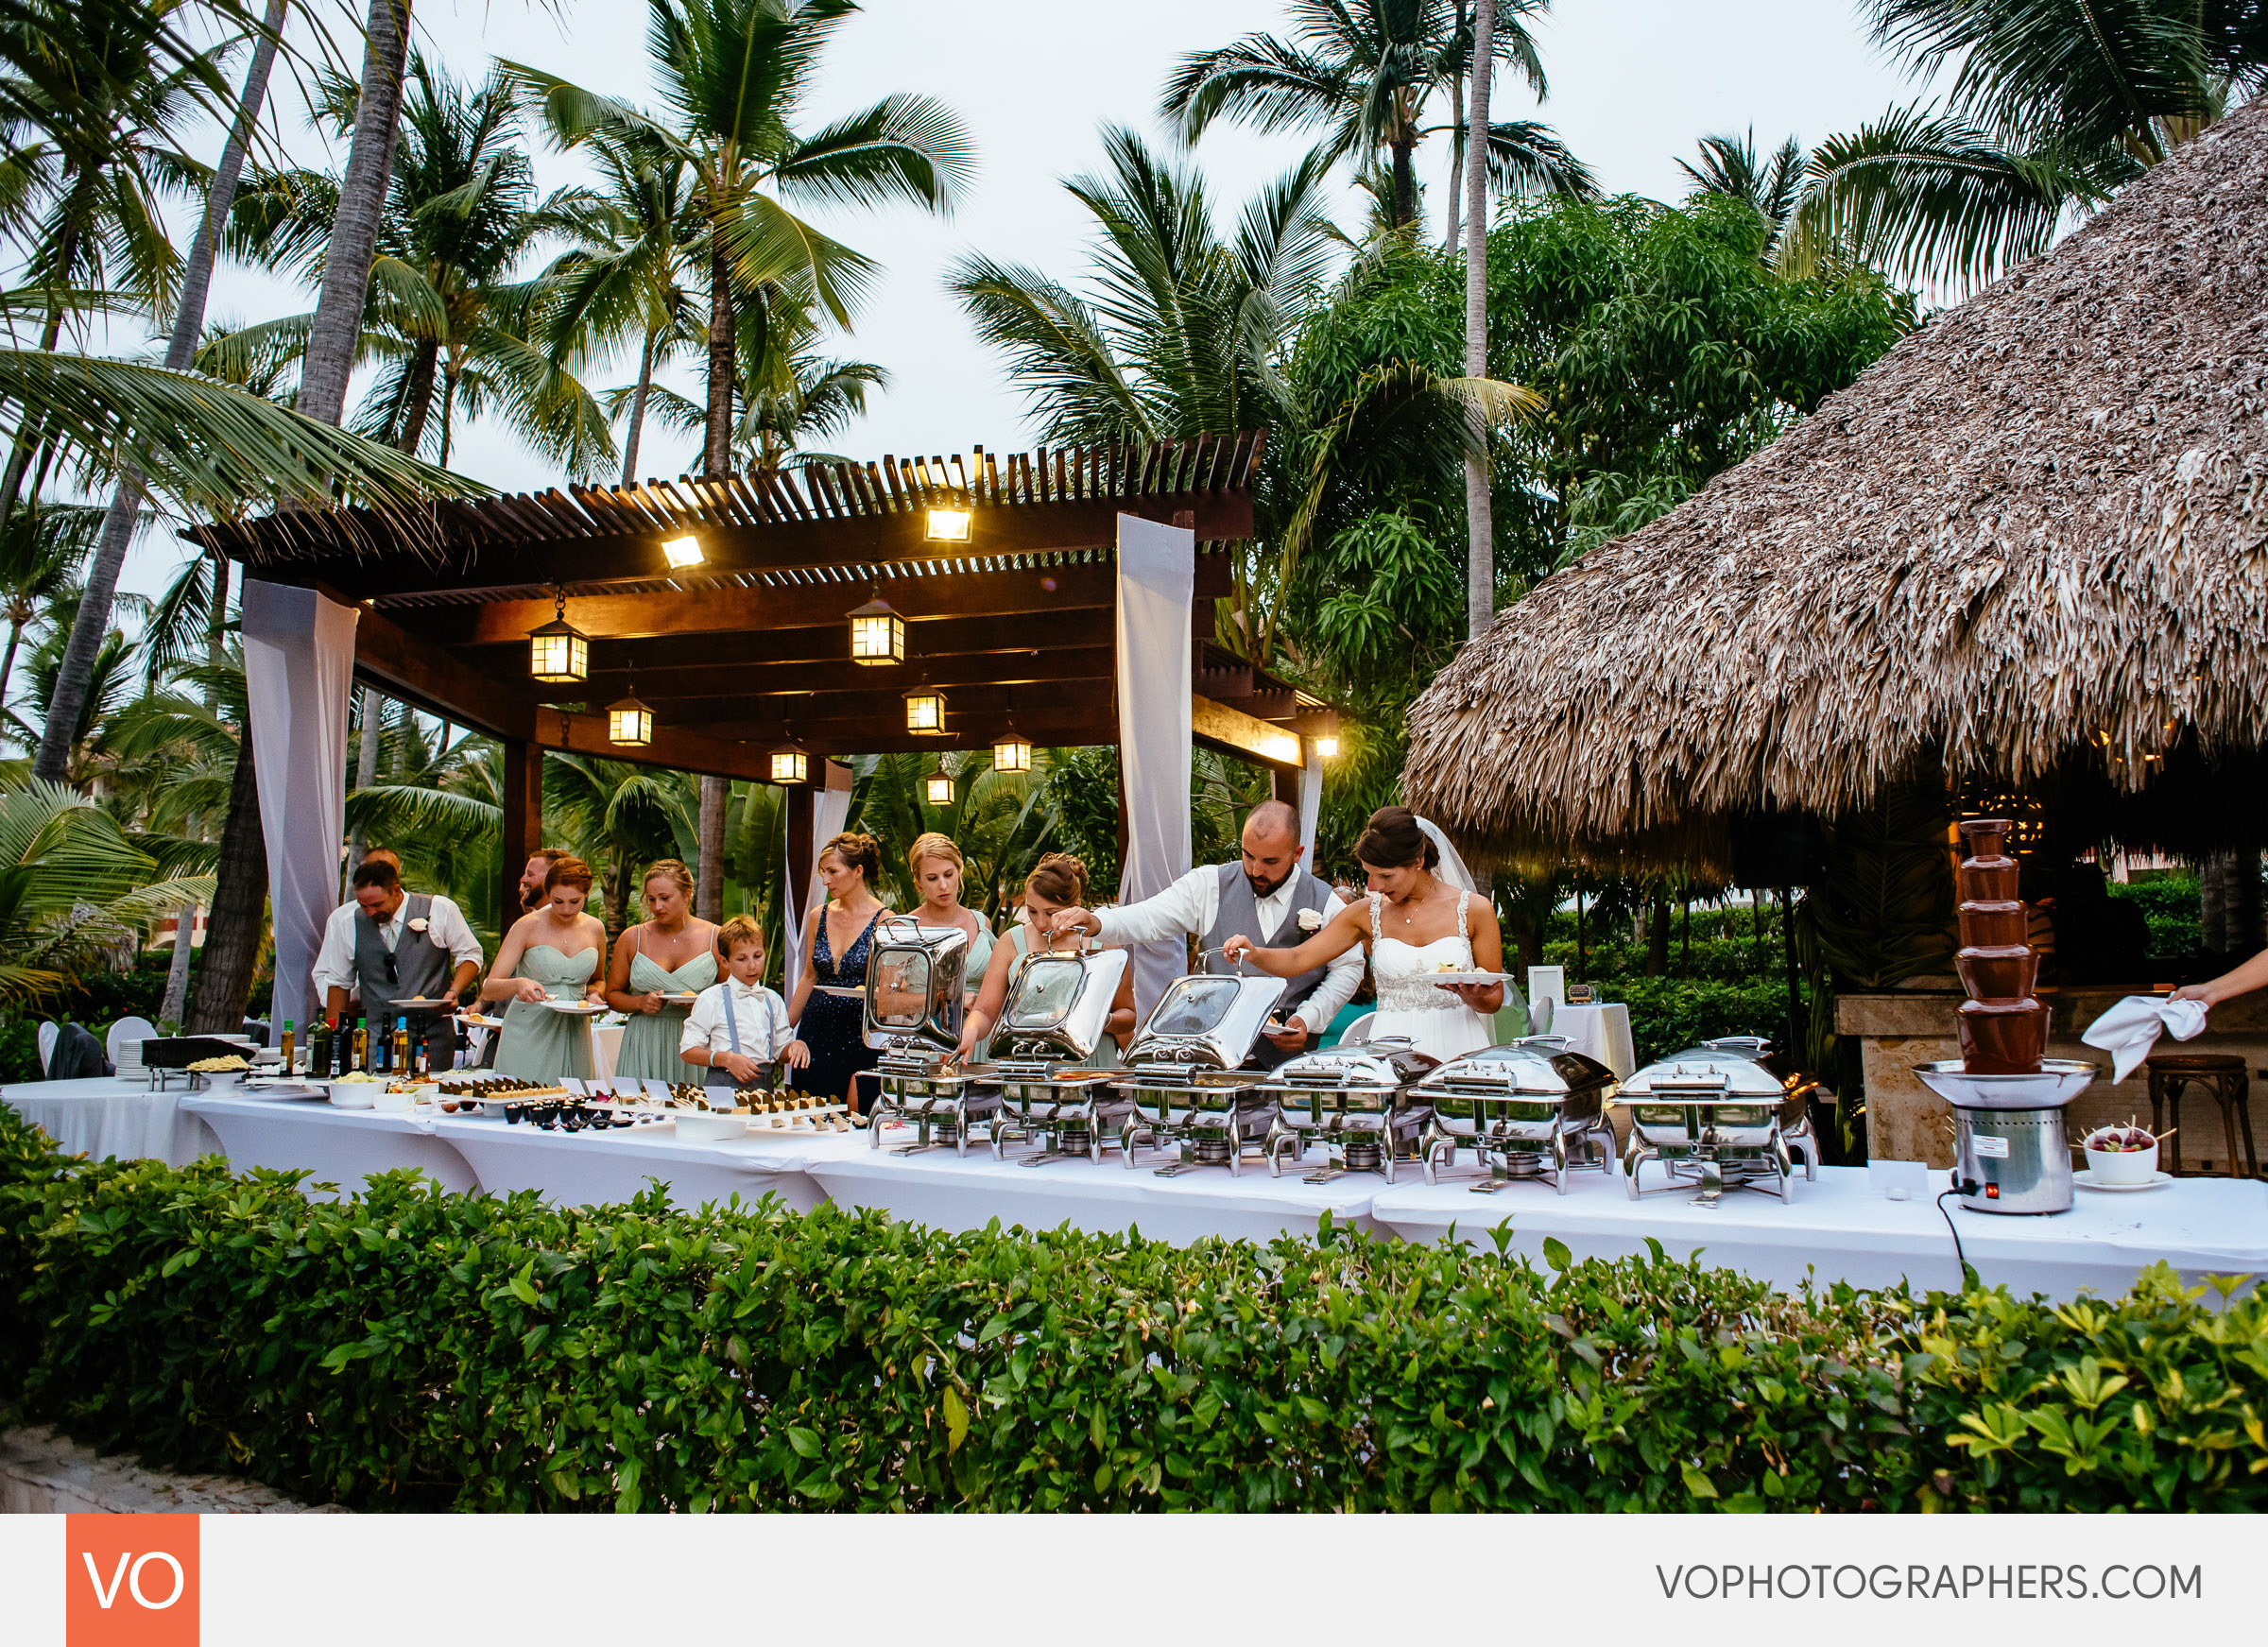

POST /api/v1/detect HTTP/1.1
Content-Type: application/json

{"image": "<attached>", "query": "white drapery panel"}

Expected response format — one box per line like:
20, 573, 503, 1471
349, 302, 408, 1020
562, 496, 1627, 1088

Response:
242, 579, 357, 1036
782, 779, 851, 1002
1114, 513, 1195, 1019
1297, 743, 1322, 856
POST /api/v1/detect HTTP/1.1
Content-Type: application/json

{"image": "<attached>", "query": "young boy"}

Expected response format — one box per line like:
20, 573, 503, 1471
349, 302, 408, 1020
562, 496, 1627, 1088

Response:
679, 915, 809, 1090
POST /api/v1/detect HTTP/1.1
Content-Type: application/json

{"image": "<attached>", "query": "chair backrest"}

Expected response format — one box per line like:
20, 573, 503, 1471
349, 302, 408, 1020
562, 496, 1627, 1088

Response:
36, 1021, 58, 1076
106, 1016, 161, 1066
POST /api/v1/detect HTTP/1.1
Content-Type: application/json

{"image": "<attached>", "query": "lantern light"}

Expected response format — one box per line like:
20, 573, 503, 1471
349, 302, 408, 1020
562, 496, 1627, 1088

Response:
925, 507, 972, 543
902, 680, 946, 734
992, 724, 1032, 774
768, 740, 810, 786
527, 590, 589, 685
607, 694, 654, 747
847, 593, 905, 665
661, 533, 704, 569
923, 770, 954, 806
1313, 733, 1339, 760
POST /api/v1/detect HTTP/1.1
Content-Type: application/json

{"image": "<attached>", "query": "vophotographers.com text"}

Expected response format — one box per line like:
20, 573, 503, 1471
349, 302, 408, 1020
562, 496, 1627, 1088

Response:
1656, 1564, 2202, 1603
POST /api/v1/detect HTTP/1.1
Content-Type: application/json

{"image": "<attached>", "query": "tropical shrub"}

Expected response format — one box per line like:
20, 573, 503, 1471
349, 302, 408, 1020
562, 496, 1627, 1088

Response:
2, 1107, 2261, 1513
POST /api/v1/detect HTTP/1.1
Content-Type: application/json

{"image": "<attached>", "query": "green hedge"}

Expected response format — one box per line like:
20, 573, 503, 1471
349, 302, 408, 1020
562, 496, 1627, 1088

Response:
1, 1107, 2262, 1512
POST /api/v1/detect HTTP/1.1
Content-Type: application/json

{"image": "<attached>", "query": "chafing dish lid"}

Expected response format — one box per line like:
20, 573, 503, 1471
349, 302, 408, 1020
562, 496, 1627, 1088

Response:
1616, 1036, 1788, 1098
1415, 1036, 1615, 1095
995, 945, 1127, 1059
1270, 1037, 1436, 1086
1124, 972, 1285, 1068
862, 918, 971, 1052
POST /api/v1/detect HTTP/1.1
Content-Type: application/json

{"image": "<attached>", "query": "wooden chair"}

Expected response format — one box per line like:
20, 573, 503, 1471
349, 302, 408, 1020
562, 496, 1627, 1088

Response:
2143, 1055, 2258, 1178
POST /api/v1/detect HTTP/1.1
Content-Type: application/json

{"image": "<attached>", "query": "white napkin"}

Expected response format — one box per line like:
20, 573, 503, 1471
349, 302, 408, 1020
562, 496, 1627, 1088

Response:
2081, 995, 2208, 1083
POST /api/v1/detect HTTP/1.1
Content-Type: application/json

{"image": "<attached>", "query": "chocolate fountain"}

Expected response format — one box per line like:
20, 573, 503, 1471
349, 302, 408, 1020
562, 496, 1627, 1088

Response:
1913, 818, 2096, 1214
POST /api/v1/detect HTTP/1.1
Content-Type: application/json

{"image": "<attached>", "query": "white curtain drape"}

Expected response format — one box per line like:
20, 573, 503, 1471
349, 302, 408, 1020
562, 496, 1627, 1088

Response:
1114, 512, 1194, 1019
1297, 743, 1322, 857
242, 579, 358, 1036
782, 780, 851, 1002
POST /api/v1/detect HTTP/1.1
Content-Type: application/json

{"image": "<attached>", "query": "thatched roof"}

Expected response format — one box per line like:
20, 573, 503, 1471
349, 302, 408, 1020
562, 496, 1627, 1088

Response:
1406, 100, 2268, 871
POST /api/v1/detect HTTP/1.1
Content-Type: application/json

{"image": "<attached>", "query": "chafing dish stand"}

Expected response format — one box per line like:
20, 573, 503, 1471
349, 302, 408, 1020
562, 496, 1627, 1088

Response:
1259, 1038, 1438, 1184
1116, 970, 1287, 1175
981, 945, 1134, 1167
1617, 1036, 1821, 1207
1414, 1036, 1619, 1193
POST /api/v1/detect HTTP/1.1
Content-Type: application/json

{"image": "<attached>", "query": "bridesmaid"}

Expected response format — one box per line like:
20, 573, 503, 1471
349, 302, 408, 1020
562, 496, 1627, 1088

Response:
482, 854, 609, 1082
955, 853, 1135, 1064
785, 832, 890, 1107
604, 858, 719, 1083
906, 831, 994, 1006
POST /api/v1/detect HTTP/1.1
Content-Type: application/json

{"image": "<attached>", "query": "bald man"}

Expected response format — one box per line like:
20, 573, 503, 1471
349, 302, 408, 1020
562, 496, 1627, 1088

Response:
1054, 801, 1363, 1062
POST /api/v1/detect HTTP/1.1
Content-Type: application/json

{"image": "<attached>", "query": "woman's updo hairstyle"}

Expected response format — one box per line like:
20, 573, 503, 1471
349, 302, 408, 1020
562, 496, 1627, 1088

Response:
1023, 851, 1090, 907
643, 858, 695, 900
1353, 805, 1438, 871
907, 832, 964, 877
819, 831, 882, 885
544, 853, 595, 894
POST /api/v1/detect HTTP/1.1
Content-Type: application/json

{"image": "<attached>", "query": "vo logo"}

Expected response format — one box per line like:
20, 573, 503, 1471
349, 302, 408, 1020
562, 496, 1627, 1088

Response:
65, 1516, 198, 1645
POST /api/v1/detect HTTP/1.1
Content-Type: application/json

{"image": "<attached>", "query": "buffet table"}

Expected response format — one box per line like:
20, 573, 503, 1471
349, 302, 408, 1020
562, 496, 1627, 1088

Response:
1368, 1163, 2268, 1301
427, 1113, 833, 1212
1, 1076, 221, 1167
811, 1133, 1381, 1244
180, 1092, 479, 1195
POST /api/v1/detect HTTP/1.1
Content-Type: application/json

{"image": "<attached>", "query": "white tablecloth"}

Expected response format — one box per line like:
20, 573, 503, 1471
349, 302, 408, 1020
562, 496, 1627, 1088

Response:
1369, 1161, 2268, 1301
180, 1093, 478, 1196
1548, 1002, 1636, 1077
811, 1128, 1380, 1244
430, 1113, 833, 1212
2, 1076, 222, 1167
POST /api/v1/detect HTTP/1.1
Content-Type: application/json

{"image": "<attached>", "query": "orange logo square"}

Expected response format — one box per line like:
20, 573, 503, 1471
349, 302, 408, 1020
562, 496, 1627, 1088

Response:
65, 1515, 198, 1646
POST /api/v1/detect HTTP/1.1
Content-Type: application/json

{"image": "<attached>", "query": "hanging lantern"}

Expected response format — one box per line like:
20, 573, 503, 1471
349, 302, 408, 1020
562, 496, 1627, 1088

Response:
925, 507, 972, 543
902, 681, 946, 734
768, 740, 810, 786
923, 770, 954, 806
1313, 732, 1339, 759
660, 533, 704, 569
847, 593, 905, 665
992, 724, 1032, 774
527, 591, 589, 684
606, 665, 653, 747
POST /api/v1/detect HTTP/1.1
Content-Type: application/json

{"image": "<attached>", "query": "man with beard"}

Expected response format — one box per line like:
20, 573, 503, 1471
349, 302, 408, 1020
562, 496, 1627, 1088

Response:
1051, 801, 1362, 1062
518, 846, 569, 914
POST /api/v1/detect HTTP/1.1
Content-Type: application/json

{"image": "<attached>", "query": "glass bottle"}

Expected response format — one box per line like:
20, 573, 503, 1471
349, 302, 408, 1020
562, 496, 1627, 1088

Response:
391, 1016, 409, 1075
278, 1020, 295, 1075
352, 1016, 369, 1072
310, 1016, 333, 1080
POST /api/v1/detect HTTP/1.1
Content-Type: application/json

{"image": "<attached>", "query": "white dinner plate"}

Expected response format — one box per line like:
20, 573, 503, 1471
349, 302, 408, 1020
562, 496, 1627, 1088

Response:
239, 1080, 326, 1101
2073, 1169, 2174, 1192
541, 1000, 609, 1016
455, 1011, 506, 1028
657, 992, 701, 1006
1423, 971, 1512, 987
387, 996, 452, 1010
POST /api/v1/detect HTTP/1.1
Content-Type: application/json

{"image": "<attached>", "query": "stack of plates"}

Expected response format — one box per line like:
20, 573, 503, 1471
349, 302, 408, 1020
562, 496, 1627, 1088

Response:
112, 1038, 147, 1084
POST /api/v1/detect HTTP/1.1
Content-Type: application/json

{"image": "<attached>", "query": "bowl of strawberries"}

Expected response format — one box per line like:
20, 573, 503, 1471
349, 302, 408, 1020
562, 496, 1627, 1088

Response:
2082, 1121, 2159, 1186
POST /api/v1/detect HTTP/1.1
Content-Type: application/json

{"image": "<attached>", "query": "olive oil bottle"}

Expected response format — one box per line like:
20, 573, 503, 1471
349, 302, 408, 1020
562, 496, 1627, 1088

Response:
391, 1016, 409, 1074
278, 1020, 296, 1075
352, 1016, 369, 1072
310, 1016, 334, 1079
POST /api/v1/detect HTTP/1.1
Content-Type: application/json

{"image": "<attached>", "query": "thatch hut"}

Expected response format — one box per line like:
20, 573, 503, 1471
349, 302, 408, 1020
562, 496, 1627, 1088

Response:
1407, 100, 2268, 875
1403, 101, 2268, 1166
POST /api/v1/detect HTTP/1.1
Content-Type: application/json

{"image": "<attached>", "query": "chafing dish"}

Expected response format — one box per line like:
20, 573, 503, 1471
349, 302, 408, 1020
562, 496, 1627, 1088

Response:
1115, 970, 1287, 1175
983, 944, 1133, 1166
1615, 1036, 1821, 1206
1414, 1036, 1619, 1193
1258, 1038, 1439, 1183
862, 918, 993, 1154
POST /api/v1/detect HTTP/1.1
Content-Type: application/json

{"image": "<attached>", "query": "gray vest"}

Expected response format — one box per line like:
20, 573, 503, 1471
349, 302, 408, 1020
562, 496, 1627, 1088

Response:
353, 892, 450, 1019
1202, 862, 1331, 1014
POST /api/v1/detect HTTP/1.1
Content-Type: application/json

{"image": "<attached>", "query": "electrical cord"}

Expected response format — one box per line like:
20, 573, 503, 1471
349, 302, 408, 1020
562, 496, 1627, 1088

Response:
1936, 1181, 1978, 1291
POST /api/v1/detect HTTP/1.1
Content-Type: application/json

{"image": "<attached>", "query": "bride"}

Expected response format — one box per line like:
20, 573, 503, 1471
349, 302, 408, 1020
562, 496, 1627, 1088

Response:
1221, 806, 1503, 1064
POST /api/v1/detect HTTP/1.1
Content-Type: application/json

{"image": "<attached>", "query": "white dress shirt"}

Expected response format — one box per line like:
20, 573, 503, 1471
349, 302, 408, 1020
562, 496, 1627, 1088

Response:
1092, 865, 1364, 1035
310, 892, 485, 997
680, 979, 795, 1062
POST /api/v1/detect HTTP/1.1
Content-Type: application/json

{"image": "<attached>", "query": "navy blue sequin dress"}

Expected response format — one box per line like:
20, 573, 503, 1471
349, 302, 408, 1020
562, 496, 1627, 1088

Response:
796, 908, 883, 1106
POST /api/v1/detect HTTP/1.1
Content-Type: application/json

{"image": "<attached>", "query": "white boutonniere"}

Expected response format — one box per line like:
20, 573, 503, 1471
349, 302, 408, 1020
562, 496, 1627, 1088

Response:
407, 917, 430, 934
1296, 908, 1324, 934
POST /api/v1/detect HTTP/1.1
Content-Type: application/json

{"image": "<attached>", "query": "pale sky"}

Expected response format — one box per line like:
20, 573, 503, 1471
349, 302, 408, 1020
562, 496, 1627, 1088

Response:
118, 0, 1924, 599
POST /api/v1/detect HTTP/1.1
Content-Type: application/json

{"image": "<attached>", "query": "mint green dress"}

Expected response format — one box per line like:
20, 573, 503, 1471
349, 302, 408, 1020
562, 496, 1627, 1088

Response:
494, 943, 600, 1082
614, 944, 719, 1082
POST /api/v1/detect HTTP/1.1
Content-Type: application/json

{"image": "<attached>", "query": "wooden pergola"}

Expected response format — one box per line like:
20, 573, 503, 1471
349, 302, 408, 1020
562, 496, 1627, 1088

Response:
201, 435, 1333, 907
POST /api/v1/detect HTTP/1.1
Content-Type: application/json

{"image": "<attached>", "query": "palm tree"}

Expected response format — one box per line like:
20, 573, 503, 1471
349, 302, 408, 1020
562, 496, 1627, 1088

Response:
1792, 0, 2268, 290
512, 0, 973, 920
1161, 0, 1589, 232
1678, 127, 1806, 257
542, 753, 697, 935
1461, 0, 1496, 643
0, 499, 94, 719
845, 749, 1057, 918
224, 54, 616, 476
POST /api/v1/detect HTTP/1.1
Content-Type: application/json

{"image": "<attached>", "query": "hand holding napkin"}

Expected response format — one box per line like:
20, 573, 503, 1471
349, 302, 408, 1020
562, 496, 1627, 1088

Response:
2081, 994, 2209, 1083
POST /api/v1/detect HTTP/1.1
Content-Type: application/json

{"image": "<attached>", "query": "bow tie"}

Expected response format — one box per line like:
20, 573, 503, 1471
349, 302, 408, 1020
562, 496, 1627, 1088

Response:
728, 981, 766, 999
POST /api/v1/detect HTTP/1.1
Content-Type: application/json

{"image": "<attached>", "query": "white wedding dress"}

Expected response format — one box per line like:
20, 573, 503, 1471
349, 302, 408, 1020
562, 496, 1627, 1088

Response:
1362, 889, 1496, 1064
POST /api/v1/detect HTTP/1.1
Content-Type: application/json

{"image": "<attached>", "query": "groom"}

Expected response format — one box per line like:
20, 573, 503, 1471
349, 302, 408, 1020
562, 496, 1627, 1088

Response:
1050, 801, 1363, 1064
